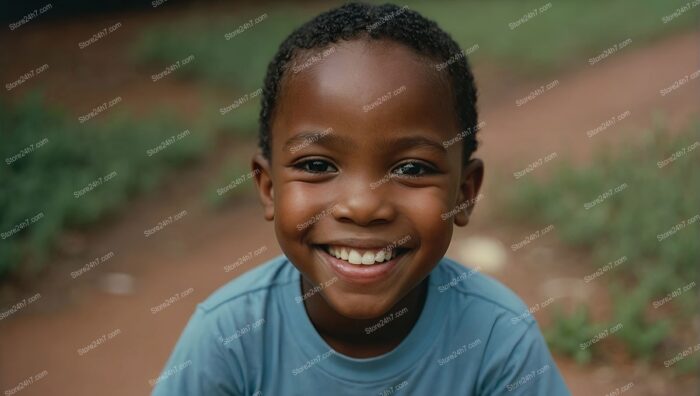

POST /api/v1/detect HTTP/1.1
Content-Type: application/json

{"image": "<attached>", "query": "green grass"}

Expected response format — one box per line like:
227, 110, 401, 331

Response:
130, 5, 315, 93
405, 0, 699, 76
200, 94, 261, 139
506, 120, 700, 364
544, 306, 602, 365
0, 93, 210, 278
130, 0, 699, 91
204, 159, 258, 208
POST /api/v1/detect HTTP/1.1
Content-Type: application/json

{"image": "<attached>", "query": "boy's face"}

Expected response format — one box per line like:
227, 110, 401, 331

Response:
253, 39, 483, 319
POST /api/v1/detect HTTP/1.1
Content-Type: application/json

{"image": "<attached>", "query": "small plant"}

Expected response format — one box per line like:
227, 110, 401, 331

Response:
611, 281, 671, 360
0, 93, 210, 278
505, 120, 700, 364
545, 305, 602, 364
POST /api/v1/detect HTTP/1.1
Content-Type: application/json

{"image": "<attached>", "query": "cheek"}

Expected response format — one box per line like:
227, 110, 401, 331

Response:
400, 188, 454, 256
275, 183, 329, 238
274, 184, 322, 276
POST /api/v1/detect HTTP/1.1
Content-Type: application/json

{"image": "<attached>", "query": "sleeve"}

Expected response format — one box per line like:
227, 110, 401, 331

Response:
151, 306, 244, 396
477, 320, 571, 396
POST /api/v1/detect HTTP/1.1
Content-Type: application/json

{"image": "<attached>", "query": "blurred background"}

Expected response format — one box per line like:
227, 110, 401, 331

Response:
0, 1, 698, 395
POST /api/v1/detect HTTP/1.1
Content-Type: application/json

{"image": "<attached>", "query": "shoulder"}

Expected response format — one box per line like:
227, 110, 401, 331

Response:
151, 255, 295, 395
433, 258, 570, 394
198, 254, 295, 314
433, 256, 534, 326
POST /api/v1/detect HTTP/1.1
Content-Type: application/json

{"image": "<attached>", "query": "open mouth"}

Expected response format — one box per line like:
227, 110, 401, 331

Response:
318, 244, 411, 265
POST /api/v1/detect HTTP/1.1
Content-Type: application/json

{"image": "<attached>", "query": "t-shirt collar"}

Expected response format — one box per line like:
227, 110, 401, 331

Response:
278, 257, 449, 383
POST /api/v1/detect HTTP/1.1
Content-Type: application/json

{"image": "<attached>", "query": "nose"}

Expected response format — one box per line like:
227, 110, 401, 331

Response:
331, 176, 397, 226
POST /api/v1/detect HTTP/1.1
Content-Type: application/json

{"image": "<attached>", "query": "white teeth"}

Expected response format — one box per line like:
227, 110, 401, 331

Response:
348, 249, 363, 264
361, 251, 375, 265
325, 245, 401, 265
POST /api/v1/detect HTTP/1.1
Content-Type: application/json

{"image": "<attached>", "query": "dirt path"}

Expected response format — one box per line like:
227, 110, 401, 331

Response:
1, 11, 698, 395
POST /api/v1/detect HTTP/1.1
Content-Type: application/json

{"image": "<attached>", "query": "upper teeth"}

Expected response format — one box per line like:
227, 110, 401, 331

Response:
326, 246, 394, 265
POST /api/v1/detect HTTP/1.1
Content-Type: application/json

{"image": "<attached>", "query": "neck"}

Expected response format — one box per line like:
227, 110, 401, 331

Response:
301, 276, 429, 358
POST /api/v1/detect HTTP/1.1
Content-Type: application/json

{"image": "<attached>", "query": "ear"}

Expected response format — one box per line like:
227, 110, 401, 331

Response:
454, 158, 484, 227
252, 150, 275, 221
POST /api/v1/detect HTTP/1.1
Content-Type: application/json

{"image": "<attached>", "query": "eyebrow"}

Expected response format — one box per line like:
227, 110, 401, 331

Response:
283, 131, 350, 152
283, 131, 447, 155
385, 135, 447, 155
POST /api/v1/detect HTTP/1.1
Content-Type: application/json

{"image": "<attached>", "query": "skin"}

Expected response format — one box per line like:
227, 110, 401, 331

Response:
252, 39, 483, 358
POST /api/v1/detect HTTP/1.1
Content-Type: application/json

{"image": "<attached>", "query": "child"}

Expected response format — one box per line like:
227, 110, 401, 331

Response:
153, 3, 571, 395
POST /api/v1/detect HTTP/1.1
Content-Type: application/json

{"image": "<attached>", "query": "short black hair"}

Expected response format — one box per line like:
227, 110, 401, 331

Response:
259, 2, 479, 165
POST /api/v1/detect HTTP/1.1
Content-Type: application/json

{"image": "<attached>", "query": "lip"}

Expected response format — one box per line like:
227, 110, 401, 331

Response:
316, 237, 413, 251
315, 245, 409, 285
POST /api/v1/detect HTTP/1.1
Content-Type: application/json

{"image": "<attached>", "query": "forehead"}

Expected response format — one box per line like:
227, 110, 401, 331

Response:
271, 39, 460, 150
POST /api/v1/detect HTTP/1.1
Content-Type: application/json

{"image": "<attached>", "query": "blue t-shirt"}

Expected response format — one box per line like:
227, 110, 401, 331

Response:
152, 255, 570, 395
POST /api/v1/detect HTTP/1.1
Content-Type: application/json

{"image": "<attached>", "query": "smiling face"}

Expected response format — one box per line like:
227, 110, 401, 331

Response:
253, 39, 483, 320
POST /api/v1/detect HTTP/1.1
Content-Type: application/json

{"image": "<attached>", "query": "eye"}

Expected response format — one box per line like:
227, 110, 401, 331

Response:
392, 161, 436, 177
293, 158, 338, 174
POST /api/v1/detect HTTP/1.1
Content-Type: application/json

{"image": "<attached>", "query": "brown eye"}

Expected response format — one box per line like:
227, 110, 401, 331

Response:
294, 159, 338, 173
392, 161, 435, 177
